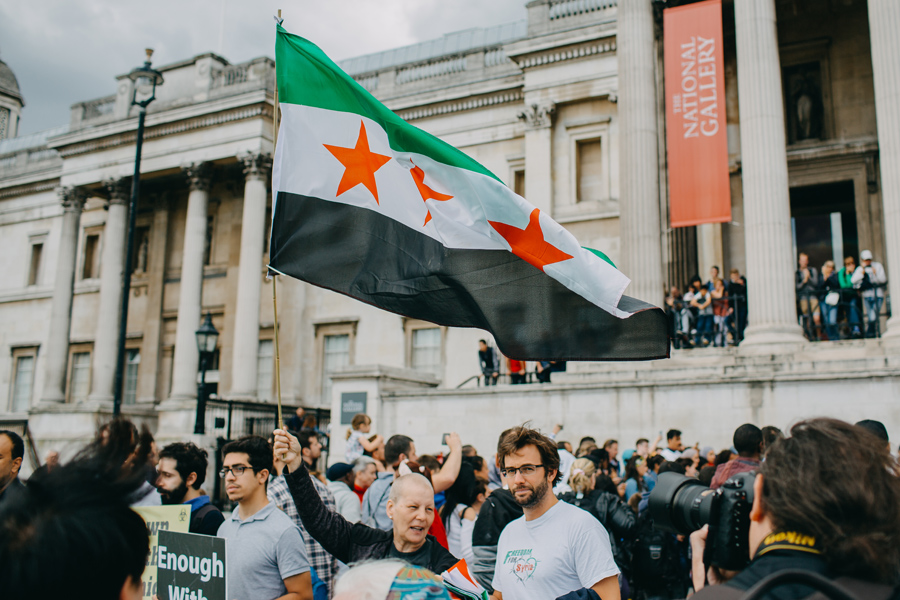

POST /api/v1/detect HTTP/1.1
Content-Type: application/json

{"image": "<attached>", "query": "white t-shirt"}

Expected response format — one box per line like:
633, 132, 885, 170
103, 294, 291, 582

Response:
492, 499, 619, 599
445, 505, 475, 563
659, 448, 683, 461
345, 429, 365, 462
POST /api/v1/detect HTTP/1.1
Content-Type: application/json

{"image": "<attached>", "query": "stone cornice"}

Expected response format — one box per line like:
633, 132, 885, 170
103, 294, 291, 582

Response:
0, 179, 59, 200
511, 36, 617, 69
56, 103, 273, 158
397, 89, 524, 121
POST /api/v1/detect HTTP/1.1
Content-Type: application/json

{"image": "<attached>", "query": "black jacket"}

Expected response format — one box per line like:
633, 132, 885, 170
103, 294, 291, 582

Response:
470, 488, 524, 591
284, 461, 457, 573
559, 489, 636, 569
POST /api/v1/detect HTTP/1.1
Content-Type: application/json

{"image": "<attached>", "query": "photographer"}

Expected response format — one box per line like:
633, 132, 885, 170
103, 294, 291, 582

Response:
690, 418, 900, 599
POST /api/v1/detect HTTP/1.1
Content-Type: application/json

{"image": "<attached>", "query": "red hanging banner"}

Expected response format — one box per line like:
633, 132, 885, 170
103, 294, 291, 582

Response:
664, 0, 731, 227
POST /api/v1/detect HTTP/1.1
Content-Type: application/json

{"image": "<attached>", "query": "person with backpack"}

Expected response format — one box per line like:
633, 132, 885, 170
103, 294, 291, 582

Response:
851, 250, 887, 337
559, 458, 637, 599
691, 419, 900, 600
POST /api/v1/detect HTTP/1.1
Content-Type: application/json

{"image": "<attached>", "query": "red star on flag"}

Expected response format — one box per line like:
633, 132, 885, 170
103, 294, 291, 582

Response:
410, 161, 453, 225
324, 121, 392, 203
489, 209, 573, 271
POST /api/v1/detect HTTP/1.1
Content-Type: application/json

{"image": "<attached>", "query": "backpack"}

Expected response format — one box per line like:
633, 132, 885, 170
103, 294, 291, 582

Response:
631, 511, 682, 588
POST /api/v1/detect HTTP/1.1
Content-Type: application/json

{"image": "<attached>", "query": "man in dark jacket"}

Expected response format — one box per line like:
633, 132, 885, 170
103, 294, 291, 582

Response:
156, 441, 224, 535
0, 431, 24, 506
274, 428, 457, 574
471, 486, 523, 591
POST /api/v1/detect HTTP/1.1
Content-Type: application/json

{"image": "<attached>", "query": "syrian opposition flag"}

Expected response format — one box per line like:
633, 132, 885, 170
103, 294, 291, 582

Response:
269, 26, 669, 361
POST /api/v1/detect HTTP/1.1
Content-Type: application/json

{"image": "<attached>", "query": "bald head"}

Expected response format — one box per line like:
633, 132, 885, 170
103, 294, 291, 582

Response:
389, 473, 433, 503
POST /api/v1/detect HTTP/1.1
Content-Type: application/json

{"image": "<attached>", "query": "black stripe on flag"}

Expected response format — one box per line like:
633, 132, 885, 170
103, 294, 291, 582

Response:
269, 192, 670, 361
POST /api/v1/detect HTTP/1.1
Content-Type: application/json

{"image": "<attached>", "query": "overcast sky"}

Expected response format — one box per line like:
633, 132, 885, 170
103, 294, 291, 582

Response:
0, 0, 527, 136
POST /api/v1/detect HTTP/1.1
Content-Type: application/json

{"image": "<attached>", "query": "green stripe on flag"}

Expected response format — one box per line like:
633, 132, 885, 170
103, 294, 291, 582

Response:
584, 247, 616, 268
276, 26, 502, 183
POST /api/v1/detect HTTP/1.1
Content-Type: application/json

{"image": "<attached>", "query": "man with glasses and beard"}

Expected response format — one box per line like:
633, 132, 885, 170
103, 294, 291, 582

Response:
217, 436, 313, 600
491, 426, 620, 600
156, 442, 224, 535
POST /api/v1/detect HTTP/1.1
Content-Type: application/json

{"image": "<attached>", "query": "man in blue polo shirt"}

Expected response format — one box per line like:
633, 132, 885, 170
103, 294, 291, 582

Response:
157, 441, 224, 535
217, 436, 313, 600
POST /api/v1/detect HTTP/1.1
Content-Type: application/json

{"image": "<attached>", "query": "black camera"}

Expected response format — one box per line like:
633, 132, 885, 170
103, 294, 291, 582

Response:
648, 471, 755, 571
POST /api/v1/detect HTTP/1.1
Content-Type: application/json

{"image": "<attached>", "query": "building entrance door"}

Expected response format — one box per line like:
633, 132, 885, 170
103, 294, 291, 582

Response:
790, 180, 858, 270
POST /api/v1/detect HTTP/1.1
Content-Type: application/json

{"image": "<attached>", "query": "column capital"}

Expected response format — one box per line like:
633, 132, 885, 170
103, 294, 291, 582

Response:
57, 186, 88, 212
102, 177, 130, 207
518, 101, 556, 129
183, 162, 213, 192
240, 152, 272, 181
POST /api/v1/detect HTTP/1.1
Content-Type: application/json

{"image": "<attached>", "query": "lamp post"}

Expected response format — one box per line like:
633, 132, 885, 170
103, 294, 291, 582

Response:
112, 49, 164, 417
194, 313, 219, 434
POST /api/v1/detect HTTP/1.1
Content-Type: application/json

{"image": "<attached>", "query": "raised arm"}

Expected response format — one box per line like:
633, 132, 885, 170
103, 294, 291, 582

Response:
359, 433, 383, 453
431, 432, 462, 493
275, 429, 355, 563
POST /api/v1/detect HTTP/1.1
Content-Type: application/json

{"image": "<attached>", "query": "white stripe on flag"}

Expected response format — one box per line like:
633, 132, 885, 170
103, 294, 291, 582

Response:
273, 104, 633, 317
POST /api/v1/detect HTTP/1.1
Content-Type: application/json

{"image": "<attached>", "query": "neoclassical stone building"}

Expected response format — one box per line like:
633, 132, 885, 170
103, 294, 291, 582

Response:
2, 0, 900, 471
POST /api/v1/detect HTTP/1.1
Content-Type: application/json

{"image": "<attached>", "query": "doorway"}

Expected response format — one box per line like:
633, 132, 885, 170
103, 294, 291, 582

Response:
790, 180, 858, 270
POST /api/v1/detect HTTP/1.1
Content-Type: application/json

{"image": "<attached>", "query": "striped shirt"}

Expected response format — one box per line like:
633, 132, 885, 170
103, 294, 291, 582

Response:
269, 471, 338, 598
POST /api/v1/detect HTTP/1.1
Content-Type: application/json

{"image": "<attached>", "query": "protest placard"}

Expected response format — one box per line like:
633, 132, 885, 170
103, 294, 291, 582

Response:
134, 505, 191, 600
157, 530, 227, 600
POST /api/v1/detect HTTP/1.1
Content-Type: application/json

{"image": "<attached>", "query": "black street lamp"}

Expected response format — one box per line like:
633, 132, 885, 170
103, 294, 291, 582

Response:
194, 313, 219, 434
113, 49, 164, 417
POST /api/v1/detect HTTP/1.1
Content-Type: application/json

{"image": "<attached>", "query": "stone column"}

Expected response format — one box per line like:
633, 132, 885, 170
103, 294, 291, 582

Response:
136, 193, 170, 403
168, 163, 212, 401
734, 0, 805, 344
617, 0, 663, 305
868, 1, 900, 337
229, 153, 272, 398
519, 101, 555, 215
40, 187, 86, 404
88, 179, 130, 403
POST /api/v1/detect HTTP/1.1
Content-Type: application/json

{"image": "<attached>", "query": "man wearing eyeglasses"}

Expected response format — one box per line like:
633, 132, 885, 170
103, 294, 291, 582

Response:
216, 435, 314, 600
491, 426, 620, 600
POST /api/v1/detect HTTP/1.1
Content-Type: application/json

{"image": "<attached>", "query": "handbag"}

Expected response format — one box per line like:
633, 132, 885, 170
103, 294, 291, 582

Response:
825, 292, 840, 306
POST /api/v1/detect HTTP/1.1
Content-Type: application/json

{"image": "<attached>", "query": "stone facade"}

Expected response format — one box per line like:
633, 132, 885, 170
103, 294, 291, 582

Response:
1, 0, 900, 472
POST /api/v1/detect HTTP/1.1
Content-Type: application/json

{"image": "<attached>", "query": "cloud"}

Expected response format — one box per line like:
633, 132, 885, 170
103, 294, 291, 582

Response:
0, 0, 526, 136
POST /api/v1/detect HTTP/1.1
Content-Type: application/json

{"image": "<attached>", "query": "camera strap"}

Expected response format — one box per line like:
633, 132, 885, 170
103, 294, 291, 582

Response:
754, 531, 822, 558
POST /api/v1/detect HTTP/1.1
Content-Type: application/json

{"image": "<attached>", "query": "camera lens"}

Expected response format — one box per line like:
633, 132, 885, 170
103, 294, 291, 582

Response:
649, 472, 716, 535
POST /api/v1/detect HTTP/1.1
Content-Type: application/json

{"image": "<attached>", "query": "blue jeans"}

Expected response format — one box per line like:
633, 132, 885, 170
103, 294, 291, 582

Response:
823, 303, 840, 340
864, 295, 884, 336
695, 315, 713, 346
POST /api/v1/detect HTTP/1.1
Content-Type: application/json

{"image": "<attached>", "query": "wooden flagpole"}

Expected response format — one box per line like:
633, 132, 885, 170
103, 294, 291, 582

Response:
272, 9, 284, 433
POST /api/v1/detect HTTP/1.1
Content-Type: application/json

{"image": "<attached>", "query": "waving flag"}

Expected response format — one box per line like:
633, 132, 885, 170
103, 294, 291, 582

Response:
269, 26, 669, 360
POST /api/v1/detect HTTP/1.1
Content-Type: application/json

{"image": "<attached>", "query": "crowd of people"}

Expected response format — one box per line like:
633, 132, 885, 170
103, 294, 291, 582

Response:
1, 412, 899, 600
795, 249, 888, 341
479, 339, 565, 385
663, 250, 890, 349
665, 266, 748, 349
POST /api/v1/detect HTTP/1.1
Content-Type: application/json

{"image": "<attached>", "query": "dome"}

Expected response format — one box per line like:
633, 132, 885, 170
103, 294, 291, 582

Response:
0, 58, 24, 106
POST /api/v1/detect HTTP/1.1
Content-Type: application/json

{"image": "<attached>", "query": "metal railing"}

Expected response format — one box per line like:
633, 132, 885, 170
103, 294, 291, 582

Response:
797, 284, 889, 341
205, 398, 330, 511
667, 294, 747, 349
456, 364, 565, 388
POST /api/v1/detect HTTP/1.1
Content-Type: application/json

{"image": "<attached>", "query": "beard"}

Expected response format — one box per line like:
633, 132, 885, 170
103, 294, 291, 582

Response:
512, 477, 550, 509
159, 481, 189, 505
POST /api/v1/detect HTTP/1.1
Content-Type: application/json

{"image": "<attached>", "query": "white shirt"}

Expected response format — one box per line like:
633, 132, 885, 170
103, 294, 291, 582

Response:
852, 262, 887, 298
492, 499, 619, 599
659, 448, 683, 461
445, 504, 475, 564
553, 449, 577, 495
